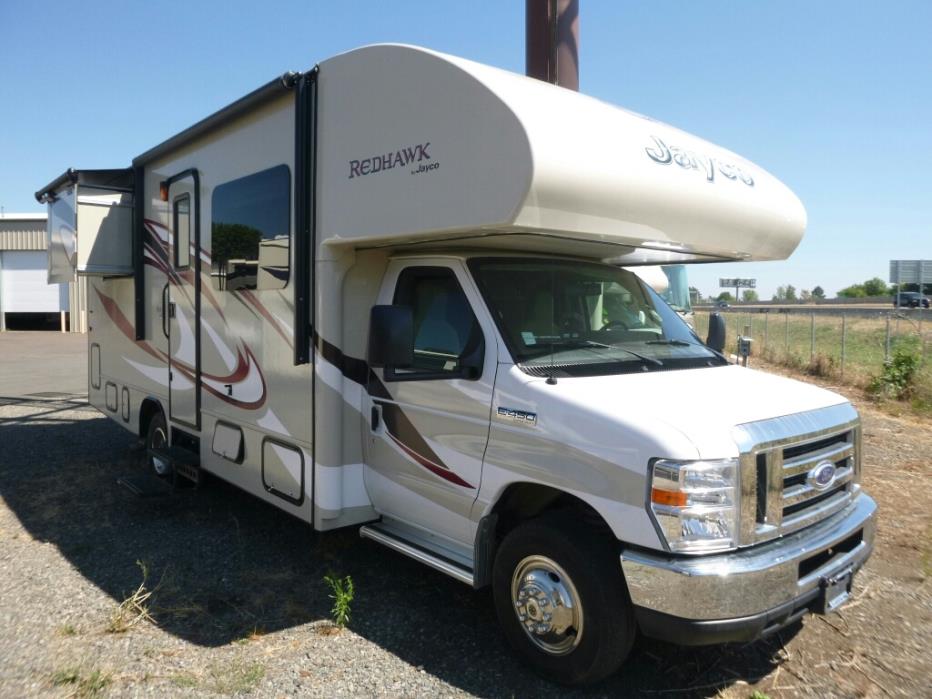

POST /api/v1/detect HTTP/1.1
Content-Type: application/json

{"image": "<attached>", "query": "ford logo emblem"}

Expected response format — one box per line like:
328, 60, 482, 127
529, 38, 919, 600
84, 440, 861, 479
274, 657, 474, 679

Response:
807, 460, 837, 490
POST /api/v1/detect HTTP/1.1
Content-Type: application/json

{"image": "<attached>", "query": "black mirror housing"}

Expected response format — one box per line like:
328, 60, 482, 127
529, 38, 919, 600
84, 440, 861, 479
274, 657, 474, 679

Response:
706, 312, 726, 353
368, 305, 414, 369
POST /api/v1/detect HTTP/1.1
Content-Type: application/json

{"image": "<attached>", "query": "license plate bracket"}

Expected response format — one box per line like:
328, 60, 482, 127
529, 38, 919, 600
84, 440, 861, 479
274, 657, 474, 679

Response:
818, 567, 854, 614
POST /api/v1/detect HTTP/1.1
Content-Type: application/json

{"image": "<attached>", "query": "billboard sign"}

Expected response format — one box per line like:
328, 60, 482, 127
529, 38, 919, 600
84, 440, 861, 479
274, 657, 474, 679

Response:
889, 260, 932, 285
720, 278, 756, 288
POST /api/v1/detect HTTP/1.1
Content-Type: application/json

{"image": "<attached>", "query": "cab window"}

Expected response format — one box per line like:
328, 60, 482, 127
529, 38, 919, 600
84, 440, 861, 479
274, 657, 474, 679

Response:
389, 266, 483, 380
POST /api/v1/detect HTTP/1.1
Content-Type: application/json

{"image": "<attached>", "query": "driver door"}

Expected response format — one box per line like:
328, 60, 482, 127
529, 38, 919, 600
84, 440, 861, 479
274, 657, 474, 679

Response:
363, 259, 497, 545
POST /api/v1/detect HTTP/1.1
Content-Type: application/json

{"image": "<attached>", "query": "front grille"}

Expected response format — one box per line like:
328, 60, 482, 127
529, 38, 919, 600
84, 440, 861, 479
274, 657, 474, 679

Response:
778, 430, 856, 534
735, 404, 861, 546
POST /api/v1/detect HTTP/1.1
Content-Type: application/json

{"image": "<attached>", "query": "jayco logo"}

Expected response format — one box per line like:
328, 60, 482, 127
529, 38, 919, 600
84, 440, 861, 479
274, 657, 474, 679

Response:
645, 135, 754, 187
349, 142, 438, 179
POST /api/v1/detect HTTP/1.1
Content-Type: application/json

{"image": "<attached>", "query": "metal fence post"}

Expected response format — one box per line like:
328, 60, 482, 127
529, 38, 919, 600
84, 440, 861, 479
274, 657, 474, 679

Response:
841, 314, 847, 377
884, 315, 891, 362
810, 313, 815, 361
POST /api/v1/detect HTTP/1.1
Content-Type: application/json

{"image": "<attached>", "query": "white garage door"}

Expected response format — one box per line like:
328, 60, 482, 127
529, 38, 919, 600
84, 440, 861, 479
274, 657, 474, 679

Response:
1, 251, 68, 312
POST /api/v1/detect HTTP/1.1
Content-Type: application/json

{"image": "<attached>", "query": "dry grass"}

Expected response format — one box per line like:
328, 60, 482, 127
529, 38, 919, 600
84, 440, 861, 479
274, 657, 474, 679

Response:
206, 660, 265, 695
106, 561, 160, 634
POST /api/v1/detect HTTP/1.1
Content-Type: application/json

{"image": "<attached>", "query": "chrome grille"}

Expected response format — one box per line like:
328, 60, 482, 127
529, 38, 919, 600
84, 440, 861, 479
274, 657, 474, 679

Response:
734, 404, 862, 547
778, 430, 856, 535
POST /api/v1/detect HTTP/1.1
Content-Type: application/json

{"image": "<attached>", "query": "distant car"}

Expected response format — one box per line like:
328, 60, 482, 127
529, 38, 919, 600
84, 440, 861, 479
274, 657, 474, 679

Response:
716, 300, 730, 309
894, 292, 930, 309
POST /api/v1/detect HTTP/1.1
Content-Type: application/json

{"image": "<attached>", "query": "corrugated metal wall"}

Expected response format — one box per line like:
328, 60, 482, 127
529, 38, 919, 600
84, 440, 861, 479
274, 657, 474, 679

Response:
0, 216, 88, 332
0, 221, 46, 250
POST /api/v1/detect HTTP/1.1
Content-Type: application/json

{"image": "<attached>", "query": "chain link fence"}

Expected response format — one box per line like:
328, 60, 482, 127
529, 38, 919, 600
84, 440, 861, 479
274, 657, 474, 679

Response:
693, 309, 932, 410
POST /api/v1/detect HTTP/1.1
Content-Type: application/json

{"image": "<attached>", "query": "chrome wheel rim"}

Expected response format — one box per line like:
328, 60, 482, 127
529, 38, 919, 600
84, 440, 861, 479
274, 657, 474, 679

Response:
150, 424, 170, 476
511, 555, 583, 655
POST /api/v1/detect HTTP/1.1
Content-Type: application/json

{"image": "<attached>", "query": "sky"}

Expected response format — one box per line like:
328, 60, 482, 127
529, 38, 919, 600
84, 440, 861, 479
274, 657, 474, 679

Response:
1, 1, 929, 299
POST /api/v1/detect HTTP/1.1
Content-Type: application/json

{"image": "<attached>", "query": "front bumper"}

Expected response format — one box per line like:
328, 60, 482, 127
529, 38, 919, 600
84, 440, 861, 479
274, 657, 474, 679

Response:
621, 493, 876, 645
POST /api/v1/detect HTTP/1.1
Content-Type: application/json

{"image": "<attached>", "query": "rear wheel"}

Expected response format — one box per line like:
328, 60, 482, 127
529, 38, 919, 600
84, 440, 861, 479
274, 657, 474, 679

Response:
492, 513, 636, 685
145, 411, 170, 478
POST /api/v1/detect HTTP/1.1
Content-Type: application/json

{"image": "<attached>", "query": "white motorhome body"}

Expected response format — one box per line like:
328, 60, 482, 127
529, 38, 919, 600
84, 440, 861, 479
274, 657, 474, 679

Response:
38, 45, 874, 685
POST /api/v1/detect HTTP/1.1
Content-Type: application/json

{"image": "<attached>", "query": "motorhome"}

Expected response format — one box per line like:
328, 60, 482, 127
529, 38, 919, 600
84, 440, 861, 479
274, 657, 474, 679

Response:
37, 45, 875, 685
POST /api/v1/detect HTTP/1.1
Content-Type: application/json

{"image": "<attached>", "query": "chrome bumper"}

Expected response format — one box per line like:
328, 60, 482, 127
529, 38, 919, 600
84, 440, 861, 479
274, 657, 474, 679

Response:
621, 494, 876, 623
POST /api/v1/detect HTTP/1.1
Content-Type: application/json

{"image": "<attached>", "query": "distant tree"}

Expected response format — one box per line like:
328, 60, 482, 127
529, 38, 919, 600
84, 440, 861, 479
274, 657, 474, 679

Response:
785, 285, 798, 302
812, 286, 826, 299
800, 289, 812, 302
862, 277, 888, 297
742, 289, 759, 302
772, 285, 787, 301
716, 291, 734, 302
838, 284, 867, 298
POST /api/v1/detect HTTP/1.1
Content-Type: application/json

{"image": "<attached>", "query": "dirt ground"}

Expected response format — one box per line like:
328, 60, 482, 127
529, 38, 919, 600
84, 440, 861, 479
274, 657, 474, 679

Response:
0, 354, 929, 696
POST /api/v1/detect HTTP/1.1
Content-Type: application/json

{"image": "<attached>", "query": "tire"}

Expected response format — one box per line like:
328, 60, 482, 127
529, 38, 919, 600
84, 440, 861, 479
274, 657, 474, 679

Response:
492, 512, 635, 685
145, 410, 171, 478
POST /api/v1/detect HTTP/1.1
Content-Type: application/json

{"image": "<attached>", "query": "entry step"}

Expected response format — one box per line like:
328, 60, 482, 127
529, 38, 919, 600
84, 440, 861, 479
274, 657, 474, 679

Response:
148, 446, 201, 487
117, 473, 175, 498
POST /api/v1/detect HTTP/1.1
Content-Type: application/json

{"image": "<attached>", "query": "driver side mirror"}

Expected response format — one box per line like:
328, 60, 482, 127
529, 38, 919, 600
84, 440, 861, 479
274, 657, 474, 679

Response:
368, 305, 414, 369
706, 312, 726, 353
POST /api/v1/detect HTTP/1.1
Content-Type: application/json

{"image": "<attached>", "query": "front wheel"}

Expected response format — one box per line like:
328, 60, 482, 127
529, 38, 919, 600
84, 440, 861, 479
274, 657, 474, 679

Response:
145, 411, 171, 478
492, 513, 635, 685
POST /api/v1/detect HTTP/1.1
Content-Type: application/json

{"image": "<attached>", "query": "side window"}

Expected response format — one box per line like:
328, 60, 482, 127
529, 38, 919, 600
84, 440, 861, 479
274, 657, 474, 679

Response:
210, 164, 290, 291
390, 267, 483, 380
173, 194, 190, 269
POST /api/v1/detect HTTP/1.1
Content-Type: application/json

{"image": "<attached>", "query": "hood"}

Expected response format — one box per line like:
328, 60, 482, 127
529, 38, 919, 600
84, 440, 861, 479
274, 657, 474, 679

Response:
517, 364, 849, 459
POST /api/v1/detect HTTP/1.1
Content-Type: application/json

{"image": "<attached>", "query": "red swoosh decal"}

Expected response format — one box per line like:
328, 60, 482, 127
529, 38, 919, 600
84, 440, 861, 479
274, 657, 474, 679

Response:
387, 432, 474, 489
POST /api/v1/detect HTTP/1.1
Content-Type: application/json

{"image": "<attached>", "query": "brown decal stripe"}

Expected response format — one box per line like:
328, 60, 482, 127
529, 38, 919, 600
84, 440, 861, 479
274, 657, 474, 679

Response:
387, 433, 474, 488
95, 289, 167, 363
377, 401, 475, 489
314, 332, 474, 488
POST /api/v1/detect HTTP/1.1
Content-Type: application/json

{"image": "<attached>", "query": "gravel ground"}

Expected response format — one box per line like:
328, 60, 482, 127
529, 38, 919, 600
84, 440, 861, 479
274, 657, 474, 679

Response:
0, 351, 929, 696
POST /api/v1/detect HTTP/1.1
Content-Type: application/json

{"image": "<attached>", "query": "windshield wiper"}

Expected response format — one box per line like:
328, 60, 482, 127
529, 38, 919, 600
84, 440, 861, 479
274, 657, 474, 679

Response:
644, 338, 728, 362
561, 339, 664, 367
645, 339, 691, 347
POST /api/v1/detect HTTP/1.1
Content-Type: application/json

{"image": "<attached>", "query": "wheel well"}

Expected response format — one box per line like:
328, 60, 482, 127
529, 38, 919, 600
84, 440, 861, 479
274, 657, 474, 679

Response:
474, 483, 614, 589
138, 398, 164, 440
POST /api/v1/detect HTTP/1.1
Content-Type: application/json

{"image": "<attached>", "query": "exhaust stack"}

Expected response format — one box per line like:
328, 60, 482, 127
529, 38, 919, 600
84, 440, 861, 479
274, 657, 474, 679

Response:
525, 0, 579, 90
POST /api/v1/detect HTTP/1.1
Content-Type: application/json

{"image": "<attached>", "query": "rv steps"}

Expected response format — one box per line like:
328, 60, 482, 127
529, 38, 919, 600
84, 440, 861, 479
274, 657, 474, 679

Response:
148, 446, 201, 487
117, 473, 175, 498
359, 521, 474, 586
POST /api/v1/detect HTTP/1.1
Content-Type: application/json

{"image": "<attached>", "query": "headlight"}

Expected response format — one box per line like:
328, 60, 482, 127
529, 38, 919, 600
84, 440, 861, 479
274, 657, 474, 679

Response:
649, 458, 738, 554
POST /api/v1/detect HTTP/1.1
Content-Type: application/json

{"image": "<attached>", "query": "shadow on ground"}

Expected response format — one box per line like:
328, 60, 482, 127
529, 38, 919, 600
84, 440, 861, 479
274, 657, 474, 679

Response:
0, 395, 799, 697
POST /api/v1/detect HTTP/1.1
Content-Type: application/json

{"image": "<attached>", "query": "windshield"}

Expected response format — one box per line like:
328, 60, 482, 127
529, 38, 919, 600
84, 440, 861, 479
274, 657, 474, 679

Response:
470, 258, 725, 377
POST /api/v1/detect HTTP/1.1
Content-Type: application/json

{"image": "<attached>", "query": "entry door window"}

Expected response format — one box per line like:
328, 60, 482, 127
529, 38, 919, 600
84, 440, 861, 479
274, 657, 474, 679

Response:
173, 194, 191, 269
390, 267, 483, 380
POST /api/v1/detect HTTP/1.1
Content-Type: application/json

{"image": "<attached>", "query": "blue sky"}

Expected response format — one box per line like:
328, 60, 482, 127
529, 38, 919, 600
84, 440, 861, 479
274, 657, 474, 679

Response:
1, 1, 929, 298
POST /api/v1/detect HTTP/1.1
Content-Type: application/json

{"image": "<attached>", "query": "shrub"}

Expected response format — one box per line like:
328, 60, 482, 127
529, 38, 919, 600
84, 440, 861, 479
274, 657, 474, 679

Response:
868, 345, 921, 399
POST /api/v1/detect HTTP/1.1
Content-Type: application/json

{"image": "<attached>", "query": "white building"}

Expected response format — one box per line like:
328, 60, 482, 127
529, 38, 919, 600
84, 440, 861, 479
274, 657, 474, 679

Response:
0, 213, 87, 332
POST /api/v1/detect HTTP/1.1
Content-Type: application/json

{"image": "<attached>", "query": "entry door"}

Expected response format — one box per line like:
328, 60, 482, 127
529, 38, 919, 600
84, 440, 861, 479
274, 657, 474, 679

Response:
363, 260, 496, 545
166, 171, 201, 429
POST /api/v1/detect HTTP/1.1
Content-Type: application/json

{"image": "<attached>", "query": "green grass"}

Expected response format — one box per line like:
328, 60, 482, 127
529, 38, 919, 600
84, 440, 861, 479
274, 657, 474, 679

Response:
695, 311, 932, 416
207, 660, 265, 695
50, 666, 111, 697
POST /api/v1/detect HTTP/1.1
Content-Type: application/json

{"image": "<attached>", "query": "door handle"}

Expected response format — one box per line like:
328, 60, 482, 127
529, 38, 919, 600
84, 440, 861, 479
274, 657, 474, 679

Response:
370, 405, 380, 432
161, 283, 170, 338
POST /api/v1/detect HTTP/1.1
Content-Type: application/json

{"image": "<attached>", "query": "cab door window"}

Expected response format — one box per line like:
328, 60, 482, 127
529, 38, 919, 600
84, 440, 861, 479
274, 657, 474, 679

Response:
389, 266, 484, 380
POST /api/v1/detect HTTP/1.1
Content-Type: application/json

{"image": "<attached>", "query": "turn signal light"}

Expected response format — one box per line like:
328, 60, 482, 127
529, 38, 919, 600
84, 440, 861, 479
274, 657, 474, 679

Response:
159, 182, 169, 201
651, 488, 687, 507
